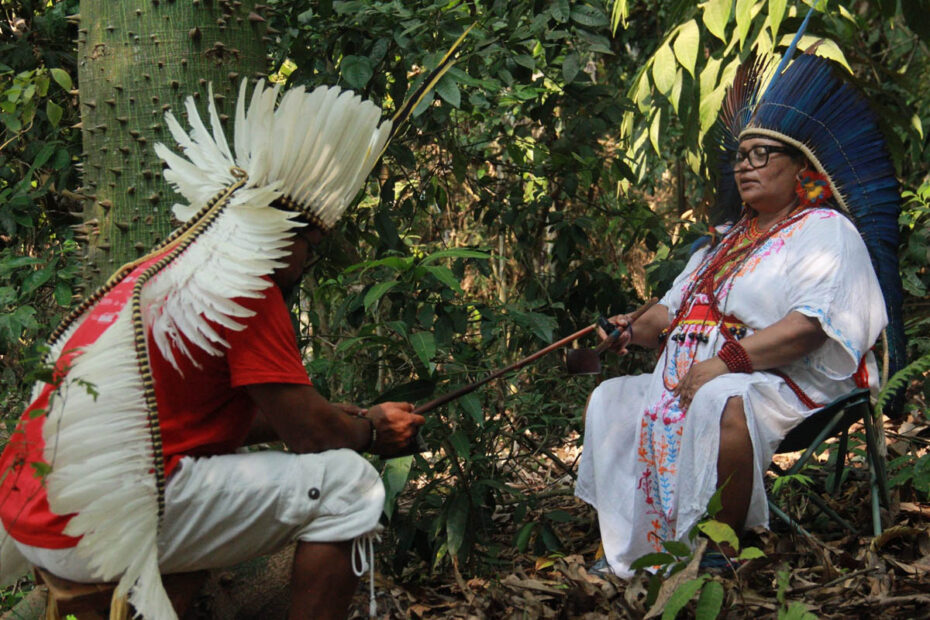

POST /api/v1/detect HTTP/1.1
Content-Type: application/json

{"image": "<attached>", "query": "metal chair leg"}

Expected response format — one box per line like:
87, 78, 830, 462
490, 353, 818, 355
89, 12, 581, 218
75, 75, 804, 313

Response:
768, 499, 814, 539
862, 410, 887, 536
831, 428, 849, 495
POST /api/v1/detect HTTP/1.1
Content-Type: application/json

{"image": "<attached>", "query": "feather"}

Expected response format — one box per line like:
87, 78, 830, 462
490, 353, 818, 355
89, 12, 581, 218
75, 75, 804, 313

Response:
716, 51, 906, 415
42, 309, 175, 618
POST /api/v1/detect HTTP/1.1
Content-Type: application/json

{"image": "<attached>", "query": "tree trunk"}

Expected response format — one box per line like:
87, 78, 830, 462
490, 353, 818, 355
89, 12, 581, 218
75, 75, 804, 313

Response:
76, 0, 268, 290
71, 3, 292, 615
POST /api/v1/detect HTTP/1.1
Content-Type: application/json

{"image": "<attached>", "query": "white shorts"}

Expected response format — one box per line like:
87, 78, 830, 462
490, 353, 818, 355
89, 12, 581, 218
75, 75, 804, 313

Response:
16, 448, 385, 581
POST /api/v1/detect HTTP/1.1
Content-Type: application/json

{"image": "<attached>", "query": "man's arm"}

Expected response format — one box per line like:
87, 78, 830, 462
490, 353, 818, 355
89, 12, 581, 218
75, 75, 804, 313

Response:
246, 383, 425, 457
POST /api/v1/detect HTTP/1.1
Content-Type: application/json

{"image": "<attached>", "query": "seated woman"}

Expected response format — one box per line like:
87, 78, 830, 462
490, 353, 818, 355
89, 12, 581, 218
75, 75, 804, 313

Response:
575, 53, 905, 577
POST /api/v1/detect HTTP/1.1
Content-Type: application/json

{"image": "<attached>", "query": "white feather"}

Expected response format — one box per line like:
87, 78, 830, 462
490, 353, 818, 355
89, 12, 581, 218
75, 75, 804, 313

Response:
43, 308, 174, 619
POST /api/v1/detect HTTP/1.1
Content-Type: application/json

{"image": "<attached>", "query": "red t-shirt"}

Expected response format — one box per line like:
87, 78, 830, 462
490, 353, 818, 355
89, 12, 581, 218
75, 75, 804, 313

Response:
0, 282, 310, 548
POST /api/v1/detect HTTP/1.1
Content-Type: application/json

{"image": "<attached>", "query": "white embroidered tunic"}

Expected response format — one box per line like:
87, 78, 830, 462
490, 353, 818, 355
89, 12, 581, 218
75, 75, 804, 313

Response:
575, 207, 887, 577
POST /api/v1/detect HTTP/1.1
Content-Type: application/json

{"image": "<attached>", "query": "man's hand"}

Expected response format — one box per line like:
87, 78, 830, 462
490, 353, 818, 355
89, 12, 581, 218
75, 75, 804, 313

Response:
673, 357, 727, 410
366, 402, 425, 457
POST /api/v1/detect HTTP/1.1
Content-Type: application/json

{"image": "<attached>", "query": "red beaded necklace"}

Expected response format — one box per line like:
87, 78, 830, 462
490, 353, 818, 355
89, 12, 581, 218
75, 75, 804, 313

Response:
661, 206, 813, 355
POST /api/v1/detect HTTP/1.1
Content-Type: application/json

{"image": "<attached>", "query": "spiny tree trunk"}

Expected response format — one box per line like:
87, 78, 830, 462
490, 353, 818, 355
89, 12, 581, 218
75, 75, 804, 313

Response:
72, 3, 288, 615
76, 0, 268, 290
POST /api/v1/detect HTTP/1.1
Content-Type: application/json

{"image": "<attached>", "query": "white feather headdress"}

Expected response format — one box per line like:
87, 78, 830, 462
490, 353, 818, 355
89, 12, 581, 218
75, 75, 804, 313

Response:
33, 81, 394, 620
156, 80, 393, 231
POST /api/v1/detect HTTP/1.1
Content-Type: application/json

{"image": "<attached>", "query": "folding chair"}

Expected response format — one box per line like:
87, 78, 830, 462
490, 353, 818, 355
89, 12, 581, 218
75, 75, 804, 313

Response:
768, 387, 889, 538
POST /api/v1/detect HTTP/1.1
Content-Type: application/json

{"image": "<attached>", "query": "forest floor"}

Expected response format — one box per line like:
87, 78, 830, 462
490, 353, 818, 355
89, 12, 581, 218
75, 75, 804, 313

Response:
348, 420, 930, 619
2, 421, 927, 619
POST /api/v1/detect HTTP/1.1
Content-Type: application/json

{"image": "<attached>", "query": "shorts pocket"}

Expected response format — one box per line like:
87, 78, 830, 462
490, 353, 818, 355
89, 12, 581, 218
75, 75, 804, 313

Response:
275, 455, 326, 527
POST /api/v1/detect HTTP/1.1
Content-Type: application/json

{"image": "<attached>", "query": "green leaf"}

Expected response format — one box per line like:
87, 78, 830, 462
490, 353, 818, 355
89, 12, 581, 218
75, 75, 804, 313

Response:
446, 492, 469, 557
515, 521, 536, 551
53, 282, 71, 307
737, 546, 766, 560
12, 305, 37, 329
611, 0, 629, 31
767, 0, 787, 43
673, 20, 700, 77
734, 0, 754, 49
334, 336, 365, 354
571, 5, 609, 28
780, 601, 818, 620
409, 331, 436, 368
543, 509, 573, 523
697, 520, 739, 551
20, 265, 54, 297
652, 43, 677, 95
562, 51, 581, 84
699, 57, 721, 97
381, 455, 413, 519
458, 392, 483, 426
551, 0, 570, 22
419, 248, 489, 264
31, 461, 52, 478
46, 100, 62, 127
662, 540, 692, 557
434, 74, 461, 108
511, 310, 557, 343
340, 55, 374, 89
706, 484, 724, 517
449, 429, 472, 460
32, 143, 55, 170
49, 68, 72, 91
702, 0, 733, 43
630, 552, 675, 570
755, 23, 773, 57
695, 580, 725, 620
669, 67, 683, 115
2, 113, 22, 133
699, 84, 727, 136
348, 256, 413, 274
0, 256, 41, 274
775, 35, 852, 74
649, 107, 662, 155
538, 523, 561, 551
35, 74, 49, 98
363, 281, 398, 311
424, 265, 463, 292
661, 576, 708, 620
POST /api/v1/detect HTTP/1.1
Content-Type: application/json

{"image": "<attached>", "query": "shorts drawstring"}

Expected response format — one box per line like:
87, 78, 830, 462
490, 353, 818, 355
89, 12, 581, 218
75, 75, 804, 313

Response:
352, 529, 381, 617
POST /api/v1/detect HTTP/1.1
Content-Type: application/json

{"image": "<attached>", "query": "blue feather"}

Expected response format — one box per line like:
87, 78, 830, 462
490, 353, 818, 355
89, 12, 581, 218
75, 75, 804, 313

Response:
715, 51, 907, 416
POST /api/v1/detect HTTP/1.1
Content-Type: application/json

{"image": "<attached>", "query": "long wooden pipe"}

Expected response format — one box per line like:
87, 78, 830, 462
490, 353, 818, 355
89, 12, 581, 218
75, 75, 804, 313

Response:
413, 298, 658, 415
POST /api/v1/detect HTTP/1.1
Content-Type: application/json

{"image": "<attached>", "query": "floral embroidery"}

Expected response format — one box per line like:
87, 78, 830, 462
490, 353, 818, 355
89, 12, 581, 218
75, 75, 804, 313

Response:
632, 211, 822, 548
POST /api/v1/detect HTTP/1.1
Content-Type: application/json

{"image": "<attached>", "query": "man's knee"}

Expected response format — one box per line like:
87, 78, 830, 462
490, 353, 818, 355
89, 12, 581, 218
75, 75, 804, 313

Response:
293, 450, 384, 542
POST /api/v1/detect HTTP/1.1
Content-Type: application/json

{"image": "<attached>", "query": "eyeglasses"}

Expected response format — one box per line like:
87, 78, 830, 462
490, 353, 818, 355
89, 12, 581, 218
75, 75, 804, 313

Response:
731, 145, 798, 170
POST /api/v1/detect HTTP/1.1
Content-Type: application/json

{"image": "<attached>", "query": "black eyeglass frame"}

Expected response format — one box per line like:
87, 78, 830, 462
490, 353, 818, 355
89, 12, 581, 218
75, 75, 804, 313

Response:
730, 144, 799, 170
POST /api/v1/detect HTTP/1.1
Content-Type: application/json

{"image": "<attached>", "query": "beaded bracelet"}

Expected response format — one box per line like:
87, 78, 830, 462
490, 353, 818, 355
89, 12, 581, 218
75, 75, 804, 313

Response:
363, 416, 377, 453
350, 409, 377, 453
718, 340, 753, 373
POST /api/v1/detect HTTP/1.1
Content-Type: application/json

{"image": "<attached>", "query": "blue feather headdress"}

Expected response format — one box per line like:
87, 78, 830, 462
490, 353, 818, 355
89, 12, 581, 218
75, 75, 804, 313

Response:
714, 49, 907, 415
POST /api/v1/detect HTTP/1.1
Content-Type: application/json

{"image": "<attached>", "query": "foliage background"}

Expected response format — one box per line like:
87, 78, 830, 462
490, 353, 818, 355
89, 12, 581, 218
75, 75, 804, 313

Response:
1, 0, 929, 595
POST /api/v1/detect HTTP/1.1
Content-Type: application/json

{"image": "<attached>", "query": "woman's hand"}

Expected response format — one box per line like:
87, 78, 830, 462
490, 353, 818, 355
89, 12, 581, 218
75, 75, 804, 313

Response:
599, 314, 634, 355
673, 357, 728, 410
366, 402, 426, 457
